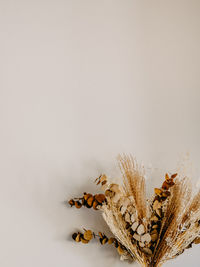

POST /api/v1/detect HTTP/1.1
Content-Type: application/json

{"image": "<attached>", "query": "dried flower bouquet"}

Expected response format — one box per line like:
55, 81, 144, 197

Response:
68, 155, 200, 267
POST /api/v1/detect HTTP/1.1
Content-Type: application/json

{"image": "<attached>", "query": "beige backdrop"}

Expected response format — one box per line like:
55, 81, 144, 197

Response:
0, 1, 200, 267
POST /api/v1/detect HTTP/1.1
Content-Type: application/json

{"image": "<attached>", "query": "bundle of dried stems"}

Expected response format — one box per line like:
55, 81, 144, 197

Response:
68, 155, 200, 267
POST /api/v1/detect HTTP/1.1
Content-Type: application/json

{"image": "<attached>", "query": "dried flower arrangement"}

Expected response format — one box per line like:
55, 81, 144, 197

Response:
68, 155, 200, 267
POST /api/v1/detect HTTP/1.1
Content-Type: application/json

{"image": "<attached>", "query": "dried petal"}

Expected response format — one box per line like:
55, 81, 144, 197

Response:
109, 183, 120, 192
141, 233, 151, 243
137, 224, 145, 235
124, 212, 131, 223
112, 193, 121, 203
131, 222, 139, 231
120, 206, 127, 215
133, 233, 141, 241
139, 242, 145, 248
131, 214, 135, 223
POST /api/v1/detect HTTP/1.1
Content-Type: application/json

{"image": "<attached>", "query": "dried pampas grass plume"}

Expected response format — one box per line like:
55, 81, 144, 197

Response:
68, 155, 200, 267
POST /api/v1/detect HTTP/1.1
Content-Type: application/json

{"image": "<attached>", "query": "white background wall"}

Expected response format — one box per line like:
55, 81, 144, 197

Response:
0, 1, 200, 266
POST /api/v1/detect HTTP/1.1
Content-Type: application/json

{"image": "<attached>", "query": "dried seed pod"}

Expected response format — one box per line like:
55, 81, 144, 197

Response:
151, 229, 158, 242
75, 201, 82, 209
150, 215, 159, 222
151, 229, 158, 234
151, 233, 158, 242
152, 224, 159, 229
142, 247, 153, 255
137, 224, 145, 235
83, 230, 93, 241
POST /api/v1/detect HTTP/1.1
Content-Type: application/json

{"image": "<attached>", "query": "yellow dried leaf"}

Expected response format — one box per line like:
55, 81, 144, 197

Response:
75, 233, 81, 242
83, 230, 93, 241
117, 246, 124, 255
108, 237, 115, 244
81, 237, 89, 244
154, 188, 162, 196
